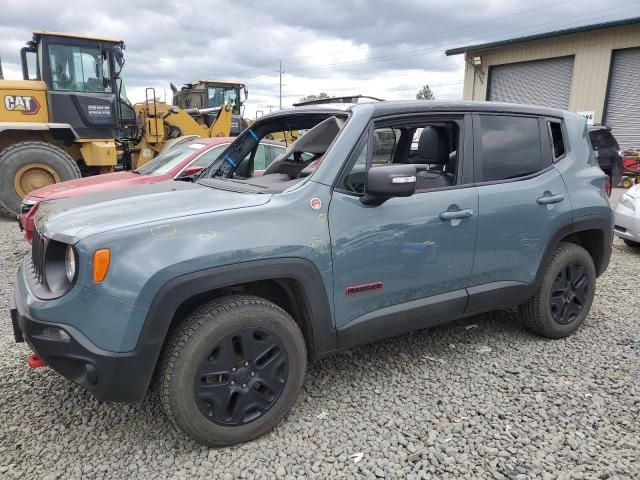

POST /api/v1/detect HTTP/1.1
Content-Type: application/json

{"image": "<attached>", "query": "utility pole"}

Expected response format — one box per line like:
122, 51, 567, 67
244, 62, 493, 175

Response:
279, 59, 283, 110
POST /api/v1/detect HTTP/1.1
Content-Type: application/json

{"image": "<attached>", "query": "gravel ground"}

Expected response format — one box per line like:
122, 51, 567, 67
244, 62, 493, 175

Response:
0, 189, 638, 479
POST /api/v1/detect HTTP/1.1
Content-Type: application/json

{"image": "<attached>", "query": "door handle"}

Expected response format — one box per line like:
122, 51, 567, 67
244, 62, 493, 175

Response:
537, 194, 565, 205
439, 208, 474, 221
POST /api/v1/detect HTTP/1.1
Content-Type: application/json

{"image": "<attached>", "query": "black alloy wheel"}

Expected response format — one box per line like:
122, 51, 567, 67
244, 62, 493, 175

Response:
194, 327, 289, 426
549, 261, 590, 325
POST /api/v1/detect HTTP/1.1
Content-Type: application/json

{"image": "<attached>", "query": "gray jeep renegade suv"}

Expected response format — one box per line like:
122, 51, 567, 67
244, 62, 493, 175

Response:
11, 101, 613, 446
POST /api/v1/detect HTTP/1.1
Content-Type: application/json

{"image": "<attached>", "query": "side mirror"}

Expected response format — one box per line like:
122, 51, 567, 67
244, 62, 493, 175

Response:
360, 164, 417, 206
178, 165, 204, 180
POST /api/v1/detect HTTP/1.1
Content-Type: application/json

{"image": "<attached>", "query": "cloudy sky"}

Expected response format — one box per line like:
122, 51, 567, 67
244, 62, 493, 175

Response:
1, 0, 637, 117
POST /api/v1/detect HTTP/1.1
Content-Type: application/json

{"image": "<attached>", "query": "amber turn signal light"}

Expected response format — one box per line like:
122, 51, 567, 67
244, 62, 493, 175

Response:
93, 249, 110, 283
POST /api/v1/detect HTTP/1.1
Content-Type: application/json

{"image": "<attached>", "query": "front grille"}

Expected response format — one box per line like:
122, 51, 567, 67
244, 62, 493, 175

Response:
31, 227, 47, 285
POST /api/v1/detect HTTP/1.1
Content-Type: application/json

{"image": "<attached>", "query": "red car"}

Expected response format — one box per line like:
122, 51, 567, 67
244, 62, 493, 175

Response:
19, 137, 287, 243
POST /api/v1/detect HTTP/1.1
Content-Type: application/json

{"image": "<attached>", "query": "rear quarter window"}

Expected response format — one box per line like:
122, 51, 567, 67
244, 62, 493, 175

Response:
589, 130, 618, 150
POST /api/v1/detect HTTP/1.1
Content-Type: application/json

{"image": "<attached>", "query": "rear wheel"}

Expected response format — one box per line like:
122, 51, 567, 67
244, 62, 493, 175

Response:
158, 295, 307, 447
519, 243, 596, 339
0, 141, 81, 216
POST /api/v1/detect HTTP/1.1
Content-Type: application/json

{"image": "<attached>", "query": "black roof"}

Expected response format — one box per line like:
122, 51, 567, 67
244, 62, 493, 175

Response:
446, 16, 640, 56
365, 100, 565, 117
267, 100, 566, 119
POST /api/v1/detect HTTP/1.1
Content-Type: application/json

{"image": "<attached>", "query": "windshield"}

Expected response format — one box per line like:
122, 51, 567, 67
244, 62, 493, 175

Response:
198, 112, 347, 194
136, 143, 206, 175
207, 86, 240, 112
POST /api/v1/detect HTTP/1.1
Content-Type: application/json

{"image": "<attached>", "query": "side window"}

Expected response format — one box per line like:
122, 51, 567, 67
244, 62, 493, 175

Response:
479, 115, 541, 182
342, 119, 463, 194
372, 128, 399, 165
266, 145, 287, 168
548, 121, 566, 160
235, 144, 269, 176
190, 144, 228, 168
253, 144, 268, 171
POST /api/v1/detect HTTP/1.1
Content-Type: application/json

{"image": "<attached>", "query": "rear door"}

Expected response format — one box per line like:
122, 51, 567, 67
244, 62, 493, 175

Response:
467, 113, 572, 312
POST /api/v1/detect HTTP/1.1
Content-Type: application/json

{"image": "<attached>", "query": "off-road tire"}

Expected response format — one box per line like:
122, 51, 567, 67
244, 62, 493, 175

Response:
519, 242, 596, 339
623, 239, 640, 248
0, 141, 81, 216
158, 295, 307, 447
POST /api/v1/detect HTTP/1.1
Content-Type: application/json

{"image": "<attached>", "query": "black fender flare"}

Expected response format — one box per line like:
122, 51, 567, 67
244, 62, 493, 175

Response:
535, 214, 613, 285
132, 258, 337, 396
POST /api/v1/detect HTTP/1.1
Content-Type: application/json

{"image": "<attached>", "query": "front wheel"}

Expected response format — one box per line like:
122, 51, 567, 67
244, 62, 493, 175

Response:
158, 295, 307, 447
519, 243, 596, 339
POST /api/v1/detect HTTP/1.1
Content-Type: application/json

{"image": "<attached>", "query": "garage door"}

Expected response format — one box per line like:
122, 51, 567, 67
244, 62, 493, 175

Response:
488, 56, 575, 109
604, 48, 640, 150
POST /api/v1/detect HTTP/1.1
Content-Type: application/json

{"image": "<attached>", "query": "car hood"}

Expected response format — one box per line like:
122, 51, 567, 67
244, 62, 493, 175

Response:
624, 184, 640, 199
36, 181, 271, 243
26, 171, 163, 201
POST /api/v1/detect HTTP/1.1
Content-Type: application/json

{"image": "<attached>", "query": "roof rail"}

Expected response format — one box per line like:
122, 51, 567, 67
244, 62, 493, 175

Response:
293, 95, 385, 107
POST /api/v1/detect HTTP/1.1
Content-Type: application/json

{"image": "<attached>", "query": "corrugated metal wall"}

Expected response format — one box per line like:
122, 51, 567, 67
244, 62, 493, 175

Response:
488, 56, 574, 109
604, 47, 640, 149
462, 24, 640, 123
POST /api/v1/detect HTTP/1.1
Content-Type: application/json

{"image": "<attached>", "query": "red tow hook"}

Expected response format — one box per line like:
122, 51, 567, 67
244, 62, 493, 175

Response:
27, 354, 47, 369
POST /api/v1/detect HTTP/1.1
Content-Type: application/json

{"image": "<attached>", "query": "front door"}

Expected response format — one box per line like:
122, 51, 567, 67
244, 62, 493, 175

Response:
328, 115, 478, 346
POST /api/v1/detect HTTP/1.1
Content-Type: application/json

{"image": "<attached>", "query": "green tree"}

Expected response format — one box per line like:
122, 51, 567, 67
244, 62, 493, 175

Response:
299, 92, 330, 103
416, 84, 435, 100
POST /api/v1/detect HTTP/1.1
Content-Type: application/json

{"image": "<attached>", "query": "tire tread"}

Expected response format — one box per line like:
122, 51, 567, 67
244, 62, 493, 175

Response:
157, 295, 302, 445
519, 242, 594, 338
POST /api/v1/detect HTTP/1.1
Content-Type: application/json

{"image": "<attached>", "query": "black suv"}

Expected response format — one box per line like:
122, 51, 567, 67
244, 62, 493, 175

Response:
588, 125, 622, 194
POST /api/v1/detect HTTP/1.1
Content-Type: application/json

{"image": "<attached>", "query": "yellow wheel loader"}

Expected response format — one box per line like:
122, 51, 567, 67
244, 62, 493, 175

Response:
0, 32, 233, 216
172, 80, 248, 136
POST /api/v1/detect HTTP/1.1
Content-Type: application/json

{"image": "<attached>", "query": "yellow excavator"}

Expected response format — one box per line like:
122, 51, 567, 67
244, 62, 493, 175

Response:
0, 31, 233, 216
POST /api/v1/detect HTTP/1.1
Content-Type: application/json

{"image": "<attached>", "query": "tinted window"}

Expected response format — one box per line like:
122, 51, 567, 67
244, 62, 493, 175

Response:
549, 121, 565, 159
480, 115, 541, 182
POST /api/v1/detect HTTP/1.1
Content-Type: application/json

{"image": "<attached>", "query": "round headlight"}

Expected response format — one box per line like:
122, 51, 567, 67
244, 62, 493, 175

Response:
65, 245, 77, 283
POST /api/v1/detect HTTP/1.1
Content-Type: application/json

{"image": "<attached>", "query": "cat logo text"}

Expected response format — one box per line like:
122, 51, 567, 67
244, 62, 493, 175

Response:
4, 95, 41, 115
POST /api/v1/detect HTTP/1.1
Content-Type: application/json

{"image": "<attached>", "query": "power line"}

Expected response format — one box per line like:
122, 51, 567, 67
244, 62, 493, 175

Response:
231, 0, 578, 76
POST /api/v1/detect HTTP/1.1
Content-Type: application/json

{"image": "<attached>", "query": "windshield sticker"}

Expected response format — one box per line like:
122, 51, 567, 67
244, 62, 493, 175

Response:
310, 198, 322, 210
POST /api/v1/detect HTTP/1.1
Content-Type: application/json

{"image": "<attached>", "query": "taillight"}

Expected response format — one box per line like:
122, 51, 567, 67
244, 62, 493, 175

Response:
605, 175, 612, 197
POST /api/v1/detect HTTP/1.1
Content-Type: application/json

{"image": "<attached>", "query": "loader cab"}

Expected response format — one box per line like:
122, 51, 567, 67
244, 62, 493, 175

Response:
173, 80, 248, 135
21, 32, 137, 139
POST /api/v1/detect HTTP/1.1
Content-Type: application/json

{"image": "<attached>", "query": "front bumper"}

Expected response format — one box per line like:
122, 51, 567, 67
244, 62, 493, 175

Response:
10, 278, 156, 403
614, 203, 640, 242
